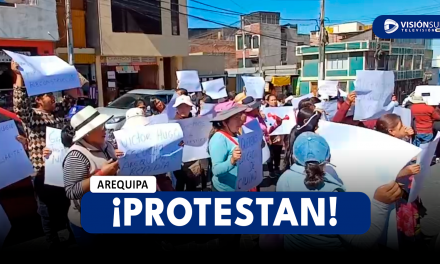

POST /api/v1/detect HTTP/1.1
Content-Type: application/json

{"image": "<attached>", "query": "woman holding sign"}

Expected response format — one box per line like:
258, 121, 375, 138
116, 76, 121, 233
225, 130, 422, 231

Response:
12, 61, 79, 249
265, 95, 284, 178
376, 113, 426, 249
61, 106, 119, 247
276, 132, 404, 251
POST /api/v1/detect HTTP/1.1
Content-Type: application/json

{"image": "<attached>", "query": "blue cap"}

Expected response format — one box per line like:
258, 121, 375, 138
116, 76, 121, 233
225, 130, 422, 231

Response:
293, 132, 331, 166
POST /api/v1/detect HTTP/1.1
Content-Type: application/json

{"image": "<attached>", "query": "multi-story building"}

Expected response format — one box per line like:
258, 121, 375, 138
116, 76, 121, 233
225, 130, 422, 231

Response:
297, 23, 433, 101
86, 0, 189, 106
54, 0, 96, 84
235, 12, 310, 68
0, 0, 59, 110
189, 28, 236, 69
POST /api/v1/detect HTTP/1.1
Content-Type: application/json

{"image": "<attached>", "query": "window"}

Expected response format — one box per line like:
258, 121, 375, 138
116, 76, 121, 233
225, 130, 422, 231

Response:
326, 53, 348, 70
170, 0, 179, 35
111, 0, 162, 35
339, 81, 347, 92
281, 47, 287, 62
236, 34, 251, 50
387, 55, 398, 71
413, 55, 422, 70
252, 35, 260, 49
236, 35, 243, 50
404, 55, 412, 70
398, 55, 404, 70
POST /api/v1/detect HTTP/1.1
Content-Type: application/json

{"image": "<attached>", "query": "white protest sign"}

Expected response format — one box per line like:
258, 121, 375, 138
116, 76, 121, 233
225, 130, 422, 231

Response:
176, 70, 201, 92
4, 50, 81, 96
241, 76, 265, 99
44, 127, 67, 187
318, 80, 338, 97
202, 78, 227, 99
165, 93, 178, 119
242, 119, 269, 163
316, 120, 421, 199
114, 123, 184, 176
262, 106, 296, 135
0, 120, 34, 189
0, 205, 11, 248
173, 116, 212, 162
236, 131, 263, 191
146, 113, 169, 125
316, 100, 338, 121
353, 70, 395, 120
414, 85, 440, 106
200, 103, 216, 116
291, 93, 313, 109
409, 132, 440, 203
393, 106, 412, 128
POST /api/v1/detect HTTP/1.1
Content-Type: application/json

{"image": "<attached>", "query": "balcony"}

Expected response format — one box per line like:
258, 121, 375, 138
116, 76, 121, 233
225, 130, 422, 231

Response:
0, 1, 59, 41
56, 7, 86, 48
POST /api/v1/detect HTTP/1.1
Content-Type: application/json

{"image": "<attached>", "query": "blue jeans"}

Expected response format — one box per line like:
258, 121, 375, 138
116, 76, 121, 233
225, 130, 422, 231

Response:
413, 133, 434, 147
70, 222, 97, 247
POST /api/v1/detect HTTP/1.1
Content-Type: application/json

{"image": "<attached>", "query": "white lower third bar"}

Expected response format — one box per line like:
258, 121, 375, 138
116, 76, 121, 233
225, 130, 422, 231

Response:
90, 176, 157, 193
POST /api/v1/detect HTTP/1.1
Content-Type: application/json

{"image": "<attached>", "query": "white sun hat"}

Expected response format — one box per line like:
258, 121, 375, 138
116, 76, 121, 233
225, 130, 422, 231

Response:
70, 106, 113, 142
121, 108, 149, 129
173, 95, 193, 107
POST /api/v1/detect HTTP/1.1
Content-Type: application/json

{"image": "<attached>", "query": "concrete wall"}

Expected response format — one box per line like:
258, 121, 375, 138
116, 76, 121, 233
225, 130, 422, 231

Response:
260, 24, 281, 67
182, 55, 225, 76
0, 1, 59, 40
97, 0, 188, 56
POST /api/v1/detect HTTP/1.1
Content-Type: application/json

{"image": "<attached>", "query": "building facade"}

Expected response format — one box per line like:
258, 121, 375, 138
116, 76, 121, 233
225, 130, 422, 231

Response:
0, 0, 58, 110
297, 26, 433, 101
86, 0, 189, 106
235, 12, 310, 68
55, 0, 96, 86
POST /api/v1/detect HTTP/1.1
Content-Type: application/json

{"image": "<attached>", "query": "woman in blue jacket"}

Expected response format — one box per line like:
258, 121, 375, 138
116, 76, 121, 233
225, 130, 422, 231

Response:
277, 132, 404, 251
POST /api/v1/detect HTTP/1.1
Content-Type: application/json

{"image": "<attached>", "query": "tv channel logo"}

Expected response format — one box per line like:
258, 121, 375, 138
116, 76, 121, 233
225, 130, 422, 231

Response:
384, 19, 399, 34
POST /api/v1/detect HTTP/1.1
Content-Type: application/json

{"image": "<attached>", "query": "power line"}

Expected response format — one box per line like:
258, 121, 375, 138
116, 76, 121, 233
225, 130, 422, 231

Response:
114, 0, 309, 44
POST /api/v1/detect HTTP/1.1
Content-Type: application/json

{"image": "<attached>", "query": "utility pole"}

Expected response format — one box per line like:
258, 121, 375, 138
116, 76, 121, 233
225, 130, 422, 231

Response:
241, 15, 246, 68
374, 36, 381, 70
66, 0, 74, 65
318, 0, 326, 80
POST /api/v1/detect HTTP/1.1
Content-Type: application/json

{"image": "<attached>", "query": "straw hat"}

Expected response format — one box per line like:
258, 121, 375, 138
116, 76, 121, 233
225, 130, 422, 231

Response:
234, 92, 246, 103
70, 106, 112, 142
409, 95, 425, 104
122, 108, 149, 129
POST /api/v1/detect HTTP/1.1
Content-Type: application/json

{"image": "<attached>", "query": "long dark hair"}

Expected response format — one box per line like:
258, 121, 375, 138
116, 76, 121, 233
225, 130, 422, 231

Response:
207, 121, 224, 153
283, 107, 321, 169
61, 124, 75, 148
304, 161, 325, 190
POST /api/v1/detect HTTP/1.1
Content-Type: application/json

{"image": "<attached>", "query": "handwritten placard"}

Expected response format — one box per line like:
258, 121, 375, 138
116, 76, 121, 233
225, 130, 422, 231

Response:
353, 70, 395, 120
318, 80, 338, 97
146, 113, 169, 125
114, 123, 184, 176
45, 127, 67, 187
241, 76, 265, 99
173, 116, 212, 162
176, 70, 201, 92
200, 103, 216, 116
4, 50, 81, 96
242, 119, 269, 163
202, 78, 226, 99
0, 120, 34, 190
236, 131, 263, 191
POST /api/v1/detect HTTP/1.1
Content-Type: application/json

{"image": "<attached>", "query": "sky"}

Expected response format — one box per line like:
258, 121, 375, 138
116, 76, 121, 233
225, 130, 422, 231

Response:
186, 0, 440, 57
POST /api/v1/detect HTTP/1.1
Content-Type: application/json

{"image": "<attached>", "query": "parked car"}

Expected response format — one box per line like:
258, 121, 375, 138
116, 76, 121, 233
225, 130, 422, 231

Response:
96, 89, 175, 131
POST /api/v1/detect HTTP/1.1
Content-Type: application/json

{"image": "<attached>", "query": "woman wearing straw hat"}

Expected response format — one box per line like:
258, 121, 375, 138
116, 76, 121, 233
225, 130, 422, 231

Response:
61, 106, 119, 247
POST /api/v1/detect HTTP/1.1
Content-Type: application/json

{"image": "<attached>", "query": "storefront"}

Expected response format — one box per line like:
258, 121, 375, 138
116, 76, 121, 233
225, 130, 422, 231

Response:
100, 56, 159, 105
0, 40, 54, 110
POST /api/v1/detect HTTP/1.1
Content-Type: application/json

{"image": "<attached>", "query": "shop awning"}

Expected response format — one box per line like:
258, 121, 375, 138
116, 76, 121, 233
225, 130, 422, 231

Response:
269, 76, 291, 86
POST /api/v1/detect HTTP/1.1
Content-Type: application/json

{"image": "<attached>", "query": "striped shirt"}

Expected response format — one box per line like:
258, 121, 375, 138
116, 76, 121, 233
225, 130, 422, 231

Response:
63, 150, 90, 200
